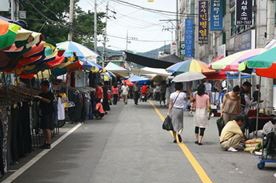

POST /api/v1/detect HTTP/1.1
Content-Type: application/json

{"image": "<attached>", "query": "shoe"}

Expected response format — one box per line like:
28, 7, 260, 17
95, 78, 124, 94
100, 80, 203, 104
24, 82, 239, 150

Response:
227, 147, 238, 152
40, 144, 51, 149
178, 135, 182, 143
195, 141, 198, 144
173, 139, 177, 143
198, 142, 203, 145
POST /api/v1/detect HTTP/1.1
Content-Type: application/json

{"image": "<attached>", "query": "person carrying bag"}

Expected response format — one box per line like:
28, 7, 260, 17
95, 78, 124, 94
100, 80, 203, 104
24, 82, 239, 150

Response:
166, 83, 186, 143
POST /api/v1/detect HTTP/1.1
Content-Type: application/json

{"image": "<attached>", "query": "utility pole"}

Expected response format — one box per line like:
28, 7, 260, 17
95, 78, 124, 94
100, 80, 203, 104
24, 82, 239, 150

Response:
176, 0, 179, 56
102, 2, 108, 67
10, 0, 16, 20
94, 0, 98, 52
68, 0, 74, 41
126, 31, 129, 51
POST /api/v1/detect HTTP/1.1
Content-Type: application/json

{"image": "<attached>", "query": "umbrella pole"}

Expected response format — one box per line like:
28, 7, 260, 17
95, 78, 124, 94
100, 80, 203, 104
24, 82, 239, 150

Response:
255, 76, 261, 137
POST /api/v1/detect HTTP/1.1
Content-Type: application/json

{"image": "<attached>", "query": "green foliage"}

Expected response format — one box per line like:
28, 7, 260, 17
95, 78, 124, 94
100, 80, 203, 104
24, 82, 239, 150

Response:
1, 0, 105, 47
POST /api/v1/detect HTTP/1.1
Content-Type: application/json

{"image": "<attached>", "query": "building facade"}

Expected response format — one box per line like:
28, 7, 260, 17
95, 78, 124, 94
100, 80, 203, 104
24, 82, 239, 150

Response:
179, 0, 275, 111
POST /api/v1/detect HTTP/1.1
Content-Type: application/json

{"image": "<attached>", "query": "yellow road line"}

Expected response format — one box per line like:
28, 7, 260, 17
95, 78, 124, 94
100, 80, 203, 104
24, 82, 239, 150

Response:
149, 101, 213, 183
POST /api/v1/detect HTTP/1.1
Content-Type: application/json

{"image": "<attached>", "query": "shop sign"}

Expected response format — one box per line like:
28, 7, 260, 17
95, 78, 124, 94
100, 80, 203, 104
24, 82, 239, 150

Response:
0, 0, 10, 11
217, 44, 226, 57
184, 18, 194, 57
170, 41, 177, 55
234, 29, 255, 52
198, 0, 209, 44
236, 0, 253, 25
210, 0, 223, 31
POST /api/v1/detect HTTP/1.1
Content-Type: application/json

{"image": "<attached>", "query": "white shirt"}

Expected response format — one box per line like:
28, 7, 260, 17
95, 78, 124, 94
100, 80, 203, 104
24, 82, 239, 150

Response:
121, 85, 129, 95
170, 91, 187, 109
204, 82, 212, 92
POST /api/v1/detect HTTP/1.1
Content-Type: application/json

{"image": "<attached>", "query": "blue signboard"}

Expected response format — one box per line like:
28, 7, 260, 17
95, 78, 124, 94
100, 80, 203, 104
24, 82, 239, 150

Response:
184, 18, 194, 57
210, 0, 223, 31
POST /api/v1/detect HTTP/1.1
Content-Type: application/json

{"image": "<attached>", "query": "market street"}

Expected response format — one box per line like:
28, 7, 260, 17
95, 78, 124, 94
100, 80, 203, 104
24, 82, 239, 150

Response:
3, 101, 275, 183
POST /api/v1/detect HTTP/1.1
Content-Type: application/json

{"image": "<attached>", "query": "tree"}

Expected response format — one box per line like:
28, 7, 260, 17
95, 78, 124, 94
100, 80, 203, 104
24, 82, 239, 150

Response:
1, 0, 106, 47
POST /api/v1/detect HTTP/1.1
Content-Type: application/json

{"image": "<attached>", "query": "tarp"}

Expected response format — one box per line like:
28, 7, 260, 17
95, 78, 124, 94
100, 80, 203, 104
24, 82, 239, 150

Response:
124, 52, 178, 68
131, 67, 171, 77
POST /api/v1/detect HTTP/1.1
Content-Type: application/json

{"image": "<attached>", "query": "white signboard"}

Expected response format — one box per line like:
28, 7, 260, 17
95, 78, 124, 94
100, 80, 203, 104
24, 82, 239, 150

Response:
0, 0, 10, 11
19, 11, 26, 19
170, 41, 177, 55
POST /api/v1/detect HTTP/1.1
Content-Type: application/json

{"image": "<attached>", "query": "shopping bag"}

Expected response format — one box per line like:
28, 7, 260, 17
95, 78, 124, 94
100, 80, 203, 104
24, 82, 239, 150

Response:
216, 117, 225, 136
162, 115, 174, 131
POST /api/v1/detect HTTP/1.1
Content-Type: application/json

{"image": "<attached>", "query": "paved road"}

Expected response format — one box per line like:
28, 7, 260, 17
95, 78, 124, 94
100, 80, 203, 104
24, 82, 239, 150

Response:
7, 100, 276, 183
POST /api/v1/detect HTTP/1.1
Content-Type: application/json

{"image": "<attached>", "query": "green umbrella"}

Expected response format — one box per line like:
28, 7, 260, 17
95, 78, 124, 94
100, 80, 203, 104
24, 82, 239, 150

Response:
0, 23, 21, 50
246, 47, 276, 68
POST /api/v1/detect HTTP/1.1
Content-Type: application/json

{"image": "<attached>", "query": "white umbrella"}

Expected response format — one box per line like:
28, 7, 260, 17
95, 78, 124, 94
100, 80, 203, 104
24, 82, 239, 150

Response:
56, 41, 98, 62
172, 72, 206, 82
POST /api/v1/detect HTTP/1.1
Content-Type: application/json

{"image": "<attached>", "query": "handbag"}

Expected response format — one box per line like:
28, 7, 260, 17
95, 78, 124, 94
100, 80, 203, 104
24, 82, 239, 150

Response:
162, 92, 180, 131
216, 117, 225, 136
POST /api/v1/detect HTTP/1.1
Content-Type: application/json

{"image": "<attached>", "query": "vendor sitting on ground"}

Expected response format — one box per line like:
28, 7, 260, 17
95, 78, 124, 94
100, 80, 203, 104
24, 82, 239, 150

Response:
95, 99, 105, 119
220, 115, 245, 152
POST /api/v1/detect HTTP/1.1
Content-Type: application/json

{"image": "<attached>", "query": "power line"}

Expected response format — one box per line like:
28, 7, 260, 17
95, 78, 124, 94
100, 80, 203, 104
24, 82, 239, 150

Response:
107, 34, 171, 43
110, 0, 180, 16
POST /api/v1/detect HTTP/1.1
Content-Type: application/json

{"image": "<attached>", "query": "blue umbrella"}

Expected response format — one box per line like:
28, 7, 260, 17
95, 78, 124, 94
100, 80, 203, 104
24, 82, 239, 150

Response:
56, 41, 98, 61
129, 75, 150, 83
81, 59, 102, 70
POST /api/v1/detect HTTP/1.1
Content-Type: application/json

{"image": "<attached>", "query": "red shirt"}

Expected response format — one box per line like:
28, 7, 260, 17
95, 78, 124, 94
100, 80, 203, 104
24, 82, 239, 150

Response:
112, 86, 119, 95
141, 85, 148, 94
96, 86, 103, 99
96, 102, 105, 113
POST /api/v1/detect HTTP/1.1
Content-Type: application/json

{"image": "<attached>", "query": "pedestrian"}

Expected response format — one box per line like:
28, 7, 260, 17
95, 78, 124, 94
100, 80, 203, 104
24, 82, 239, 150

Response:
96, 84, 103, 101
167, 82, 186, 143
160, 81, 166, 106
240, 81, 252, 114
133, 83, 140, 105
121, 82, 129, 104
253, 84, 261, 102
220, 115, 245, 152
112, 84, 119, 105
193, 84, 210, 145
95, 99, 105, 119
102, 84, 110, 111
35, 80, 55, 149
140, 83, 148, 102
221, 85, 241, 124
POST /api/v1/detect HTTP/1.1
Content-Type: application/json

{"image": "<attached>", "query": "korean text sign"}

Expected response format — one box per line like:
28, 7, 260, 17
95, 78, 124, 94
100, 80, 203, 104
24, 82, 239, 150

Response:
198, 0, 209, 44
236, 0, 253, 25
210, 0, 223, 31
184, 19, 194, 57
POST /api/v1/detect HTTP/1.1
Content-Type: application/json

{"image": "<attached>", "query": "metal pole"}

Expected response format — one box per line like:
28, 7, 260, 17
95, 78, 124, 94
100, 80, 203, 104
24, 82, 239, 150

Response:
68, 0, 74, 41
176, 0, 179, 56
255, 77, 261, 137
102, 2, 108, 67
11, 0, 15, 20
94, 0, 98, 51
126, 30, 129, 51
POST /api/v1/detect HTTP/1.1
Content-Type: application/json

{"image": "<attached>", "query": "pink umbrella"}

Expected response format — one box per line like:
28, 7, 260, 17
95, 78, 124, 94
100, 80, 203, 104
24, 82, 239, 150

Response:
210, 48, 267, 71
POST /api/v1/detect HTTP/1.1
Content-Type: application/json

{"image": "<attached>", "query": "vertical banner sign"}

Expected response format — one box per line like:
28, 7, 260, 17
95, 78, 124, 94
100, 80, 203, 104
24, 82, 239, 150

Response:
236, 0, 253, 25
210, 0, 223, 31
184, 19, 194, 57
198, 1, 209, 44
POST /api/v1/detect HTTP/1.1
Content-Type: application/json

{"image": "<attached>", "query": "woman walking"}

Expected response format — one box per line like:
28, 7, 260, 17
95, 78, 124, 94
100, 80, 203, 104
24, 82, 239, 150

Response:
193, 84, 210, 145
221, 85, 241, 124
168, 83, 186, 143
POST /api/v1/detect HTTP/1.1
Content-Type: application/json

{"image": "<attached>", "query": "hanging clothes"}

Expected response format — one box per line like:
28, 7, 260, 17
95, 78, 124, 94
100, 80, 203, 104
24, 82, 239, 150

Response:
57, 97, 65, 121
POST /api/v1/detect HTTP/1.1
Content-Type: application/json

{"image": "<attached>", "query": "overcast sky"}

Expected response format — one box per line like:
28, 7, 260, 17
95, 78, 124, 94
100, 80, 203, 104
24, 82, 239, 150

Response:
78, 0, 176, 52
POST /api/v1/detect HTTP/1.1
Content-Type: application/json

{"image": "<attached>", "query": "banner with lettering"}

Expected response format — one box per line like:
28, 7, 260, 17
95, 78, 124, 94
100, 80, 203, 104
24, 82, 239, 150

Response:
236, 0, 253, 25
210, 0, 223, 31
198, 0, 209, 44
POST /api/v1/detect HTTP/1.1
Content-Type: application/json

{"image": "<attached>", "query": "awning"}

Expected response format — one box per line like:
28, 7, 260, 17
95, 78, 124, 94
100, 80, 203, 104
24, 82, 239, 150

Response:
124, 52, 178, 68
